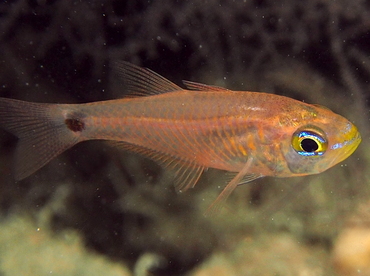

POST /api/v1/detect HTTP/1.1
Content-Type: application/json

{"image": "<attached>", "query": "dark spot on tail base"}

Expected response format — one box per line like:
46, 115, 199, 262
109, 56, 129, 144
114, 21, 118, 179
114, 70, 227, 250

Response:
65, 117, 85, 132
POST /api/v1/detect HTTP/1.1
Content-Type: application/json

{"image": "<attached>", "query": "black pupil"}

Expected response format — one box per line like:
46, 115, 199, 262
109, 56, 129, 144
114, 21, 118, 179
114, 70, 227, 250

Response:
301, 138, 319, 152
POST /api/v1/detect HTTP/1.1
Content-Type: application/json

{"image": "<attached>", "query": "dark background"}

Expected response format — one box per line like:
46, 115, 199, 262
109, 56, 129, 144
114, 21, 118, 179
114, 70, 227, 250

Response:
0, 1, 369, 275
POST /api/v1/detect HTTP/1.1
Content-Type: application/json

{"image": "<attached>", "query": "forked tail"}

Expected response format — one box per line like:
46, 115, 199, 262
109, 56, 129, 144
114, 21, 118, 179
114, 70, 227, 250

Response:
0, 98, 81, 180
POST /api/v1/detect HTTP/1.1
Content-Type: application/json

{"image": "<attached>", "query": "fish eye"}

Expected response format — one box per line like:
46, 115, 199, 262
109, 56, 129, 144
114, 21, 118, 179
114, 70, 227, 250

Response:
291, 127, 328, 156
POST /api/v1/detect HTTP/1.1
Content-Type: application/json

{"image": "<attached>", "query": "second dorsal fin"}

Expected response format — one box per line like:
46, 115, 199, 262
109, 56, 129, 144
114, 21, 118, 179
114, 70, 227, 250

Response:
182, 80, 229, 91
113, 61, 183, 96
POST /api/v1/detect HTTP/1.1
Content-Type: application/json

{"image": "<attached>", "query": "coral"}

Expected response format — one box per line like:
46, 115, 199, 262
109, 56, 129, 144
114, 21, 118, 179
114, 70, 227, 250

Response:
0, 214, 131, 276
332, 201, 370, 275
192, 233, 331, 276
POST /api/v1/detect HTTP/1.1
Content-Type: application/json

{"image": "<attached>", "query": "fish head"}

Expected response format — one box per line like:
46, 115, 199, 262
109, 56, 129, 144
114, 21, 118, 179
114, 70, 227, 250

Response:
281, 105, 361, 176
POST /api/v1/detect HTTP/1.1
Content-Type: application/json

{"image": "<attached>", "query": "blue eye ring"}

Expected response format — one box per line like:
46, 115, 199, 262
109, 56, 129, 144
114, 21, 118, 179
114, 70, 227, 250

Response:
292, 126, 328, 156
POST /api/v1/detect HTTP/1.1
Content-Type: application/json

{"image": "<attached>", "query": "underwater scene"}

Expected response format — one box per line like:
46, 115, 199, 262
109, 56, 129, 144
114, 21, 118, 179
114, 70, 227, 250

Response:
0, 1, 369, 275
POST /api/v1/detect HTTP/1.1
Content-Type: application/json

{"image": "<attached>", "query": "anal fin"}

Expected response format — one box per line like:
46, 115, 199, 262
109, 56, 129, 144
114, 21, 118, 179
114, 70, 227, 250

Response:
109, 142, 204, 192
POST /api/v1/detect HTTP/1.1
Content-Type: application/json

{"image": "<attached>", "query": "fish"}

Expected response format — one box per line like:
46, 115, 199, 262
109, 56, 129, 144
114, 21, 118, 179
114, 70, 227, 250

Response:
0, 61, 361, 214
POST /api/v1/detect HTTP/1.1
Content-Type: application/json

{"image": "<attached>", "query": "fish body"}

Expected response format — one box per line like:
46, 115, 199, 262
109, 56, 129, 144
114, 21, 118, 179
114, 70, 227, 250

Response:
0, 62, 361, 211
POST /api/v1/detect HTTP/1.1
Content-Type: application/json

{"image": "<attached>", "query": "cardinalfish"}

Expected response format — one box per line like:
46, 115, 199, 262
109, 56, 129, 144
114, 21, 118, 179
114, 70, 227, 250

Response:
0, 62, 361, 214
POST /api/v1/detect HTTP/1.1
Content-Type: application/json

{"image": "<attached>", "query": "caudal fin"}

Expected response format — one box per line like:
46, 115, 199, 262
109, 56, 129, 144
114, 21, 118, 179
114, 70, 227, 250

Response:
0, 98, 80, 180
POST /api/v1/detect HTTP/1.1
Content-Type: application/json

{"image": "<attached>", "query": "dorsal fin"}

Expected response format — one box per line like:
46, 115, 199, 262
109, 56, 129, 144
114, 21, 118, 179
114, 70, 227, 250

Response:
182, 80, 229, 91
109, 141, 204, 192
113, 61, 183, 96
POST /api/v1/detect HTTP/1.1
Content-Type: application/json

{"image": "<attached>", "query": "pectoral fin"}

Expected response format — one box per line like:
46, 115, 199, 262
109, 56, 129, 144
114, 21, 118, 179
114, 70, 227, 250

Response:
205, 157, 260, 216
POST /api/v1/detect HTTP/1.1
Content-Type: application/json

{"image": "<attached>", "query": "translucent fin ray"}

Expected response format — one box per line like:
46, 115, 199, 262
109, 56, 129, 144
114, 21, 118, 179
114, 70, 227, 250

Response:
182, 80, 229, 91
113, 61, 183, 96
205, 157, 259, 216
0, 98, 80, 180
109, 141, 204, 192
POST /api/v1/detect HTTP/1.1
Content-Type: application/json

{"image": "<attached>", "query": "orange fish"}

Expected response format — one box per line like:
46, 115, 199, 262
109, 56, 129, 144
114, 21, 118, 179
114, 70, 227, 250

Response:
0, 62, 361, 213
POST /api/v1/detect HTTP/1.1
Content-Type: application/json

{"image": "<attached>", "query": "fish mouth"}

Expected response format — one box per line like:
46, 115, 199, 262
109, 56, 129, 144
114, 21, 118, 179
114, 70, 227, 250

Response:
344, 130, 361, 156
330, 126, 361, 166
